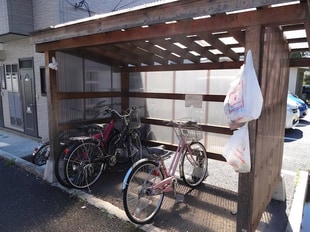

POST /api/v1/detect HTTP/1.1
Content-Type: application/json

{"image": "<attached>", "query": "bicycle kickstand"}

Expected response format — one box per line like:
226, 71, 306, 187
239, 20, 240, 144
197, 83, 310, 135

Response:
172, 179, 184, 202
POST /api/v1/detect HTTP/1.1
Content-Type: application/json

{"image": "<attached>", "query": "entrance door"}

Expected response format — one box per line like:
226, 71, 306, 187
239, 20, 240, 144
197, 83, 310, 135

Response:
19, 58, 38, 137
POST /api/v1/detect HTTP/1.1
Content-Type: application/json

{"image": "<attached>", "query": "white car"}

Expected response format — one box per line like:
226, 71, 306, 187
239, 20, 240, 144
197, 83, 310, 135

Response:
286, 98, 299, 129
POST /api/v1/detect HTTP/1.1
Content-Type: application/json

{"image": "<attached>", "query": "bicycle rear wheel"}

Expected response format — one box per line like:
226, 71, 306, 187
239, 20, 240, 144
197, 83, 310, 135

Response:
32, 142, 50, 166
122, 160, 164, 224
65, 142, 105, 189
54, 142, 76, 188
180, 141, 208, 188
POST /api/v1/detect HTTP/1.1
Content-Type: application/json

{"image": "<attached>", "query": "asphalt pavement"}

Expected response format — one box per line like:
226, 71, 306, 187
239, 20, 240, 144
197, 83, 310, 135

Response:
0, 158, 142, 232
0, 118, 309, 232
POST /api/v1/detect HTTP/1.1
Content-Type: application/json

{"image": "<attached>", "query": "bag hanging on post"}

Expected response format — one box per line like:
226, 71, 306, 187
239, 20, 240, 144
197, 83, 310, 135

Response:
222, 123, 251, 173
224, 50, 263, 130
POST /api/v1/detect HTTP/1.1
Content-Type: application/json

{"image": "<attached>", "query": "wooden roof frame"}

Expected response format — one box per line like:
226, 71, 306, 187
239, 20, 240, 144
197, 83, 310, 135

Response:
31, 1, 310, 231
31, 0, 310, 69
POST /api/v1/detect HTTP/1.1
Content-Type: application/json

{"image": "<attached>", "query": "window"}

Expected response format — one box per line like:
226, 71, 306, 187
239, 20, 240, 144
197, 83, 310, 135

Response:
40, 67, 47, 96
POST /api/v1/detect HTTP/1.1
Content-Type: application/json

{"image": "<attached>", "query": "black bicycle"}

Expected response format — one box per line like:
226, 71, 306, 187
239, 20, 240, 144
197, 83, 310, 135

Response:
63, 107, 142, 189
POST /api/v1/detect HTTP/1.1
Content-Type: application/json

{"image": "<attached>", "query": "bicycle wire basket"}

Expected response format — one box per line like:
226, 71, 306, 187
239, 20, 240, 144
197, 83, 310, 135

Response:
129, 108, 141, 129
174, 118, 203, 142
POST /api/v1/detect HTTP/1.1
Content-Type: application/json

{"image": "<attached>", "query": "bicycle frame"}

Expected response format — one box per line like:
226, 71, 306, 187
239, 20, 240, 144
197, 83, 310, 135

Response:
146, 135, 193, 194
92, 119, 115, 148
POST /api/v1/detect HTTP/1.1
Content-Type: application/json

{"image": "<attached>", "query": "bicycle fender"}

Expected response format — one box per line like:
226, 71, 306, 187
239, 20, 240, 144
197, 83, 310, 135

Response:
122, 158, 153, 190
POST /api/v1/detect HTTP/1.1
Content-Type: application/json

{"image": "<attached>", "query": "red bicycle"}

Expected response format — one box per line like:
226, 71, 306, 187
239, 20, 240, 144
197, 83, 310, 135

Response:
63, 107, 142, 189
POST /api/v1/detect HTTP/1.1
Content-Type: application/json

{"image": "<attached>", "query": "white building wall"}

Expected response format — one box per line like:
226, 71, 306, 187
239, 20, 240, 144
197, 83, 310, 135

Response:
1, 38, 35, 131
33, 52, 49, 139
288, 68, 298, 94
0, 0, 9, 33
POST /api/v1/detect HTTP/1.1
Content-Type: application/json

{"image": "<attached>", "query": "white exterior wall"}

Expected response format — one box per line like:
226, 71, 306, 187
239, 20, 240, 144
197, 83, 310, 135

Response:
33, 52, 49, 139
288, 68, 298, 94
0, 38, 35, 131
0, 0, 9, 33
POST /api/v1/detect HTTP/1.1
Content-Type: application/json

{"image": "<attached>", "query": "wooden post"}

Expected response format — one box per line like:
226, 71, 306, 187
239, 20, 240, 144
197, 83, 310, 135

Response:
121, 70, 129, 111
237, 25, 264, 232
43, 51, 59, 183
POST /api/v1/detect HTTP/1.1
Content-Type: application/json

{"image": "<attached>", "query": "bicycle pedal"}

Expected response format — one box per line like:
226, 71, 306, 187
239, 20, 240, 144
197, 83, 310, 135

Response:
175, 194, 184, 202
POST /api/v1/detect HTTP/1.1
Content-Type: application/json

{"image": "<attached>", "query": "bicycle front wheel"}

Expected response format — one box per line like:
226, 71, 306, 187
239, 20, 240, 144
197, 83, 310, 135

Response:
65, 142, 105, 189
122, 160, 164, 224
180, 141, 208, 188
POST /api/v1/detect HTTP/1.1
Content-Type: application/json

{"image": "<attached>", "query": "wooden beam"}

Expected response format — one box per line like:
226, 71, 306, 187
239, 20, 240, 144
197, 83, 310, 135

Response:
57, 92, 120, 100
33, 2, 306, 53
290, 57, 310, 67
305, 1, 310, 51
173, 34, 219, 62
198, 31, 240, 61
31, 0, 300, 45
150, 38, 201, 63
128, 92, 226, 102
121, 71, 129, 110
122, 60, 243, 72
132, 40, 182, 64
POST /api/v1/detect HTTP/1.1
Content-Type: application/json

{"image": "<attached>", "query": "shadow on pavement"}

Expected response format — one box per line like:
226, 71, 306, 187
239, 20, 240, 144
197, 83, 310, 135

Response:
284, 128, 303, 142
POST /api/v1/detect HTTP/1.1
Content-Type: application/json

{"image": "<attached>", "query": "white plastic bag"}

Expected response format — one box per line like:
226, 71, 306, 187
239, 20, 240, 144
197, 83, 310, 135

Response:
223, 123, 251, 173
224, 50, 263, 129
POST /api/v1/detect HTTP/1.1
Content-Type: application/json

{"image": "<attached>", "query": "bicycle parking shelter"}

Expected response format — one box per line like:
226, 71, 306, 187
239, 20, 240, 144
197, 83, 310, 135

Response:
30, 0, 310, 231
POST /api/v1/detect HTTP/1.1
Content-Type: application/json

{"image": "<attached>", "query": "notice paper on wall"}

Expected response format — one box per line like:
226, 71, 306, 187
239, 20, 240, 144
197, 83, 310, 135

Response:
185, 94, 202, 108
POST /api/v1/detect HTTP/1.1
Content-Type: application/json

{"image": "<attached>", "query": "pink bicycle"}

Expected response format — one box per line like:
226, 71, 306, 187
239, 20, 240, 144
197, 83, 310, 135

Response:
122, 119, 209, 224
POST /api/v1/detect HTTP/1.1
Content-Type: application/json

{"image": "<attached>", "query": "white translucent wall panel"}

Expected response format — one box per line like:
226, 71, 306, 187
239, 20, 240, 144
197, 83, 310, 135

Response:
204, 132, 230, 154
146, 71, 174, 92
206, 101, 228, 126
147, 98, 173, 120
208, 69, 239, 94
147, 125, 173, 144
57, 53, 84, 92
129, 72, 145, 92
174, 100, 205, 122
59, 99, 84, 123
85, 60, 112, 92
112, 71, 121, 91
175, 70, 208, 94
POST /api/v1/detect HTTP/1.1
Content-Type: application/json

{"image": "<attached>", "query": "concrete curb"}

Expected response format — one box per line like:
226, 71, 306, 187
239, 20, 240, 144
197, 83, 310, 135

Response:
0, 149, 44, 177
286, 170, 309, 232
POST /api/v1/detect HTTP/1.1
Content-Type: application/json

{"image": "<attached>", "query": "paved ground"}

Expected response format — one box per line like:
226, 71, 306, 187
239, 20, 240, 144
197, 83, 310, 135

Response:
0, 158, 142, 232
0, 113, 309, 232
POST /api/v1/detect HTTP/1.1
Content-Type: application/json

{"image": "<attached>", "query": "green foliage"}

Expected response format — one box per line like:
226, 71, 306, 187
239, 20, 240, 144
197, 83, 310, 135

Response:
304, 71, 310, 85
5, 158, 16, 167
290, 52, 302, 58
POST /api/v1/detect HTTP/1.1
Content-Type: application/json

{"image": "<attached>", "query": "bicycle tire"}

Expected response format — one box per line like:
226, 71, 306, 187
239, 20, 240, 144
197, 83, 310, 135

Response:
108, 134, 130, 164
32, 142, 50, 166
122, 159, 164, 224
180, 141, 208, 188
65, 142, 105, 189
129, 130, 142, 164
54, 143, 76, 188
